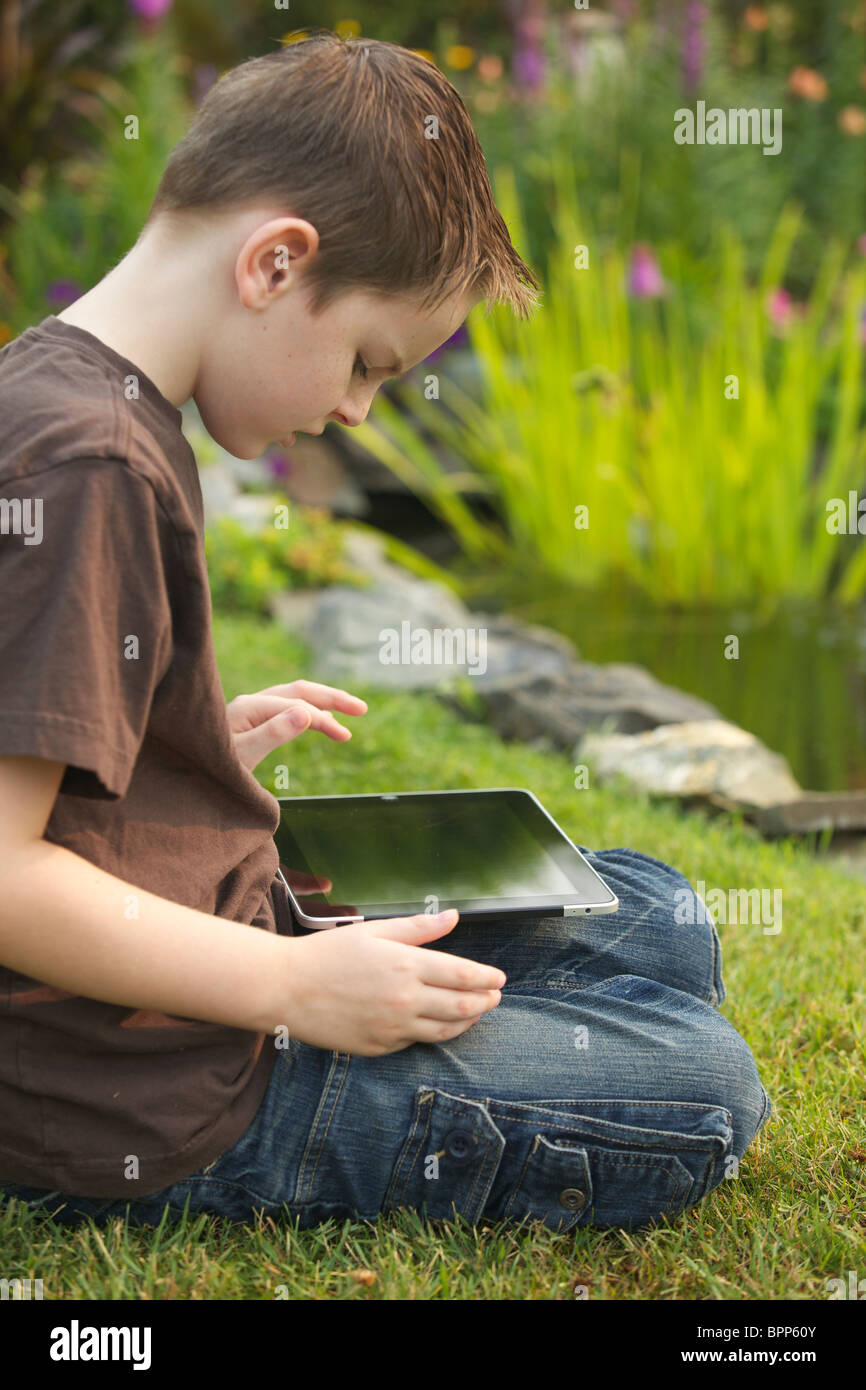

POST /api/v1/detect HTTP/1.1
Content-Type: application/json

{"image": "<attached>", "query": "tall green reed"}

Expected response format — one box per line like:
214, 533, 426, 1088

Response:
354, 159, 866, 610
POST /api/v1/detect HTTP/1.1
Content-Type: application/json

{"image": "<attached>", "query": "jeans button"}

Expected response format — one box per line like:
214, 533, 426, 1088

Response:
559, 1187, 587, 1212
443, 1128, 477, 1164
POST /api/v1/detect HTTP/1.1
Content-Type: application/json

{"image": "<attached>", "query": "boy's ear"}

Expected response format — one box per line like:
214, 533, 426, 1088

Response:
234, 217, 320, 310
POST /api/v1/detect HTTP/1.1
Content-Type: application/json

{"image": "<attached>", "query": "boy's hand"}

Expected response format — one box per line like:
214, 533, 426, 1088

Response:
274, 909, 506, 1056
227, 681, 367, 771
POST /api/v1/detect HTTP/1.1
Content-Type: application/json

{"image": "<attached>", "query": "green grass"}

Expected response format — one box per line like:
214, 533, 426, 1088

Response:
2, 613, 863, 1300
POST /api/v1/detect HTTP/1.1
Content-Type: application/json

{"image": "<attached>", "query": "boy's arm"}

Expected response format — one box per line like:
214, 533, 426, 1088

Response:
0, 754, 292, 1035
0, 756, 505, 1055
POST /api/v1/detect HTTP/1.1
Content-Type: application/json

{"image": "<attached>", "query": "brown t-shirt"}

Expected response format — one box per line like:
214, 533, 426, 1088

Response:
0, 315, 293, 1199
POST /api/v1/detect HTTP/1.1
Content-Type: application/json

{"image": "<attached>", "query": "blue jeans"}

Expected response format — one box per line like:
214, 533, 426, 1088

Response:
0, 847, 771, 1233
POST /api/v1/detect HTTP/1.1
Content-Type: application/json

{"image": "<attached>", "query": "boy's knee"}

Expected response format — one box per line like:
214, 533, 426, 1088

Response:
692, 1012, 771, 1160
582, 847, 725, 1004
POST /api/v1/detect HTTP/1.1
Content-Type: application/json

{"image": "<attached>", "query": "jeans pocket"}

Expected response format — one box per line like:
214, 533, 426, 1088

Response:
492, 1098, 733, 1231
384, 1087, 506, 1225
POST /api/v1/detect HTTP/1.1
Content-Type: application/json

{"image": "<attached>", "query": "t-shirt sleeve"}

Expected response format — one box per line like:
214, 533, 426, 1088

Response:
0, 457, 174, 798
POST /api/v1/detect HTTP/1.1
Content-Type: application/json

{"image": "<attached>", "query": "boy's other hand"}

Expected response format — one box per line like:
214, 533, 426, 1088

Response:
274, 909, 507, 1056
227, 680, 367, 771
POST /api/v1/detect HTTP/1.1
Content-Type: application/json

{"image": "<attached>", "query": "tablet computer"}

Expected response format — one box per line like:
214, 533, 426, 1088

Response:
274, 788, 619, 928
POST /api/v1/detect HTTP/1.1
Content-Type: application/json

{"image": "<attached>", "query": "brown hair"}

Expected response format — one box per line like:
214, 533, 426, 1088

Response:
145, 29, 541, 319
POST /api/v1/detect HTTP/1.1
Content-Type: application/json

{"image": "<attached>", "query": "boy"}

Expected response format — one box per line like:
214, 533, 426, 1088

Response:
0, 31, 769, 1234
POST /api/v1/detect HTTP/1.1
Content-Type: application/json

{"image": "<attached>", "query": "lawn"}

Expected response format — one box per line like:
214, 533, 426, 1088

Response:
1, 612, 863, 1300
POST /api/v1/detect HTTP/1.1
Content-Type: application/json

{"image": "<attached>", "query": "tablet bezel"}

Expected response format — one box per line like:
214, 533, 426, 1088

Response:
274, 787, 620, 928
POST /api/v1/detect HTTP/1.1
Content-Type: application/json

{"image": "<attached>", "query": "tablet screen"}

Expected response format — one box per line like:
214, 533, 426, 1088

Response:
274, 789, 618, 919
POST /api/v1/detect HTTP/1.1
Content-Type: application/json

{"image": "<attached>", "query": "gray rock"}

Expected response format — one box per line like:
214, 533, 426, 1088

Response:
577, 719, 802, 811
820, 831, 866, 882
475, 661, 720, 749
279, 563, 594, 692
751, 791, 866, 836
303, 578, 479, 688
339, 528, 423, 590
268, 589, 323, 636
470, 611, 581, 667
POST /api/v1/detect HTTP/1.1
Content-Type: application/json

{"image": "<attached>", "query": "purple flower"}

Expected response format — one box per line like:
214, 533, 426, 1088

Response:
127, 0, 173, 21
512, 0, 547, 93
682, 1, 707, 95
514, 38, 546, 90
194, 63, 218, 106
627, 245, 665, 299
265, 450, 291, 480
858, 233, 866, 257
46, 278, 84, 308
426, 323, 470, 363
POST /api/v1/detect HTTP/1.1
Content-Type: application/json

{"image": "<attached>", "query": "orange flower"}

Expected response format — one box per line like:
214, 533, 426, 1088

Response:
744, 6, 769, 30
839, 104, 866, 135
478, 54, 503, 82
788, 66, 828, 101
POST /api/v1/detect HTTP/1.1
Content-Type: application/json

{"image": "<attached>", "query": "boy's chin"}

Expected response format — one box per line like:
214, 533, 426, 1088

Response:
209, 434, 264, 461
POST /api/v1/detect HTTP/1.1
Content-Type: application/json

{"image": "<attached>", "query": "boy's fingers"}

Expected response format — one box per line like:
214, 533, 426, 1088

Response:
366, 911, 458, 944
415, 986, 501, 1021
408, 1016, 484, 1045
418, 953, 507, 992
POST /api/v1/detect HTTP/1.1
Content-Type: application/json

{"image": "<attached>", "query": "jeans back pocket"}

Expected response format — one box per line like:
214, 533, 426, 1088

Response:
384, 1087, 506, 1225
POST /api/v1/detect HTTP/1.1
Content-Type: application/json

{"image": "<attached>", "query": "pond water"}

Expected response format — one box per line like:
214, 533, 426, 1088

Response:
471, 580, 866, 794
363, 494, 866, 794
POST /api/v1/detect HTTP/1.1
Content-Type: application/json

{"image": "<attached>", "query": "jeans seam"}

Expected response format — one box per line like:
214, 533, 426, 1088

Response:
386, 1090, 432, 1209
296, 1051, 350, 1203
481, 1108, 730, 1151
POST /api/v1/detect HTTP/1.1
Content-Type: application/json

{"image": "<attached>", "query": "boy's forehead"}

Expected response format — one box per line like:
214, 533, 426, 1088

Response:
361, 286, 472, 325
358, 287, 476, 359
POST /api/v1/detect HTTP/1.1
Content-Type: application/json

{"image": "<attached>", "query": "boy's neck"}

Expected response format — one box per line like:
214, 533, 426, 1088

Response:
57, 221, 219, 410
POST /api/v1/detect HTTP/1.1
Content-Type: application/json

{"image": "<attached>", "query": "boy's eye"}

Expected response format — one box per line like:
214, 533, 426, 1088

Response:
353, 354, 370, 381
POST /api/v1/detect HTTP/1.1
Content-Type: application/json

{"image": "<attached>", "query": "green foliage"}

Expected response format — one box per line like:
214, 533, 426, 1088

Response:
0, 36, 190, 333
355, 159, 866, 610
204, 506, 370, 616
0, 0, 130, 195
468, 3, 866, 294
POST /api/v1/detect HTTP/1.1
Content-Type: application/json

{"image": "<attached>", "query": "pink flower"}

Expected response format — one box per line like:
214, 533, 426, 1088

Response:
858, 233, 866, 256
766, 287, 793, 329
128, 0, 173, 21
627, 244, 666, 298
682, 1, 708, 95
